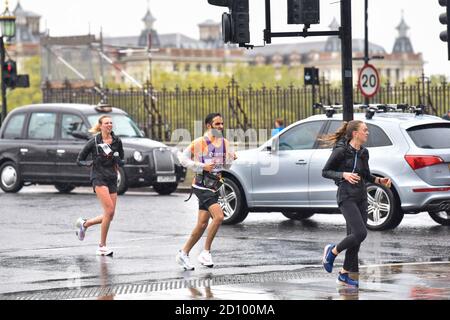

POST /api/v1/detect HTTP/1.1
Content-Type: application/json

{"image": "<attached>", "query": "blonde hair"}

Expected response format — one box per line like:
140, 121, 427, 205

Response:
89, 115, 111, 134
319, 120, 364, 147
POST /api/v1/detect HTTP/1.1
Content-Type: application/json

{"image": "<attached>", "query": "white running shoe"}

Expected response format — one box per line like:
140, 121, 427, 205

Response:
75, 218, 87, 241
96, 245, 113, 256
198, 250, 214, 268
176, 250, 195, 271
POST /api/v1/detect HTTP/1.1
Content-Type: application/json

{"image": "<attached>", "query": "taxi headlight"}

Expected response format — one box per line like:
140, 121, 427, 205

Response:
133, 151, 144, 162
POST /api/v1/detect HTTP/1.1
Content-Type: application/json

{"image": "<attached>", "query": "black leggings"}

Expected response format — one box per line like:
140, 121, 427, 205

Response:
336, 199, 368, 273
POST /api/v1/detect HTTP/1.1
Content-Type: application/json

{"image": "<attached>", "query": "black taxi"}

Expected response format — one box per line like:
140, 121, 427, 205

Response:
0, 103, 186, 195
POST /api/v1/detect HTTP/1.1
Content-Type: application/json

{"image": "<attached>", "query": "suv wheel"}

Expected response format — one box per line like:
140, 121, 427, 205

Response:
281, 211, 314, 220
117, 167, 128, 195
0, 161, 23, 193
153, 183, 178, 195
428, 211, 450, 226
366, 183, 404, 231
54, 183, 75, 194
220, 177, 248, 225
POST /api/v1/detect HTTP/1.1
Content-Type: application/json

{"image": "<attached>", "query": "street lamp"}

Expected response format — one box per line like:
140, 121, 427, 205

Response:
0, 0, 15, 127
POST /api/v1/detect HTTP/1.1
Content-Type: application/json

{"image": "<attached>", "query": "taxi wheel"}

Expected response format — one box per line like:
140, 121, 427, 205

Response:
0, 161, 23, 193
117, 167, 128, 195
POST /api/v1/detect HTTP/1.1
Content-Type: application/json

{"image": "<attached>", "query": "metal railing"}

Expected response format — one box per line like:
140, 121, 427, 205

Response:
42, 78, 450, 142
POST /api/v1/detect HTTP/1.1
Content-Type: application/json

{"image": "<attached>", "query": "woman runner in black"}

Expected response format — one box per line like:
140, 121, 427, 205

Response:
321, 120, 391, 287
75, 115, 124, 256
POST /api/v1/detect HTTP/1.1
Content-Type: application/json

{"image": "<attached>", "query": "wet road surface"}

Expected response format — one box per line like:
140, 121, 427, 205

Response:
0, 186, 449, 300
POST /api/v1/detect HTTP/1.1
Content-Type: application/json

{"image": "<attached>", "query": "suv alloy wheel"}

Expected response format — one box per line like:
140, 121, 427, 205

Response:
220, 177, 248, 225
366, 183, 404, 231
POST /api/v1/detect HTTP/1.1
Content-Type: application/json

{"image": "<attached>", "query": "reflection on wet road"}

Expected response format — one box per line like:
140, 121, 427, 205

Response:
0, 186, 449, 300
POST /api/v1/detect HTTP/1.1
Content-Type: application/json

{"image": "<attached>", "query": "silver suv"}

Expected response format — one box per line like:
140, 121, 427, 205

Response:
218, 109, 450, 230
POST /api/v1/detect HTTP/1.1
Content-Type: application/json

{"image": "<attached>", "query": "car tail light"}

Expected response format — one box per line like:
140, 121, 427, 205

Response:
413, 187, 450, 193
404, 155, 444, 170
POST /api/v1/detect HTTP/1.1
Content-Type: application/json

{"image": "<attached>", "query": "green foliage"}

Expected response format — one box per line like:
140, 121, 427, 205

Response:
6, 56, 42, 112
233, 64, 304, 89
147, 64, 306, 90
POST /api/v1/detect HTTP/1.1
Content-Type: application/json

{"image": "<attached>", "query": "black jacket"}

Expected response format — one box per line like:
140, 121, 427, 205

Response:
322, 139, 376, 203
77, 132, 125, 181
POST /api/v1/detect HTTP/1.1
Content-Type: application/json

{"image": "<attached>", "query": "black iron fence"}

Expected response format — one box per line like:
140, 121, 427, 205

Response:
42, 79, 450, 142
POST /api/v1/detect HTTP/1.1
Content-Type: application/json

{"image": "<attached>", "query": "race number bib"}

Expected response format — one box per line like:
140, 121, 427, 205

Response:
98, 143, 112, 155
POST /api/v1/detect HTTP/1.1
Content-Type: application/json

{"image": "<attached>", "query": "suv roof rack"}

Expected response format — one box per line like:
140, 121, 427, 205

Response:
314, 103, 427, 119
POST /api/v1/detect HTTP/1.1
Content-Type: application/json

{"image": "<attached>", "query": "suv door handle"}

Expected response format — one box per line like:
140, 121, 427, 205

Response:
295, 160, 307, 165
56, 149, 66, 155
20, 148, 28, 153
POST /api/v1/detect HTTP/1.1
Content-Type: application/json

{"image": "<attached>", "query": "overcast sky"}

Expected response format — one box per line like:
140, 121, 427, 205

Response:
11, 0, 450, 78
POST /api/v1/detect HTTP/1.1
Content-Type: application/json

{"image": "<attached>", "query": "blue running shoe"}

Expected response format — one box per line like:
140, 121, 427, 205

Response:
337, 272, 359, 288
322, 244, 336, 273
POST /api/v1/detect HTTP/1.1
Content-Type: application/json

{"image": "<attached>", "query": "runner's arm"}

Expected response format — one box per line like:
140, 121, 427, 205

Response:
77, 139, 94, 167
223, 140, 236, 170
178, 142, 206, 174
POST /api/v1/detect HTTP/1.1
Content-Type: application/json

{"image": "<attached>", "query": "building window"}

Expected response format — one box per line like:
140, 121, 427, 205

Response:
217, 65, 222, 73
196, 64, 202, 72
173, 63, 179, 72
185, 64, 190, 72
206, 65, 212, 73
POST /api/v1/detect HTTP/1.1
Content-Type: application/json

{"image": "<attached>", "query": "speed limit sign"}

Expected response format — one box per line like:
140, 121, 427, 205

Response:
358, 64, 380, 98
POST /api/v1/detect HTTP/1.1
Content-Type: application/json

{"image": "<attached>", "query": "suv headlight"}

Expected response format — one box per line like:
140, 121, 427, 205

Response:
133, 151, 144, 162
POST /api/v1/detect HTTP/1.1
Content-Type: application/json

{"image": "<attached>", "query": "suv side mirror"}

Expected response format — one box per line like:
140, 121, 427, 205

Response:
271, 137, 279, 154
72, 130, 90, 140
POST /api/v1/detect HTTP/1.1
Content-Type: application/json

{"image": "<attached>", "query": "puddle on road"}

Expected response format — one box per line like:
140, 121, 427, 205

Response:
2, 261, 450, 300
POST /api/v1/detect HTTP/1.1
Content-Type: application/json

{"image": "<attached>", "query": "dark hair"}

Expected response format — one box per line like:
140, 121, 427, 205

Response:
205, 113, 222, 126
319, 120, 364, 146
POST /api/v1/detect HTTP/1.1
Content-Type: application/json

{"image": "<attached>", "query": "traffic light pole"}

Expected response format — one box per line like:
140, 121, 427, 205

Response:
263, 0, 354, 121
0, 36, 6, 127
364, 0, 370, 106
340, 0, 354, 121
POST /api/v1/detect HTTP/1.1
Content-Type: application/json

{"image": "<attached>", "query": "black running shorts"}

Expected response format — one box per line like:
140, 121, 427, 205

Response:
193, 188, 220, 211
92, 178, 118, 194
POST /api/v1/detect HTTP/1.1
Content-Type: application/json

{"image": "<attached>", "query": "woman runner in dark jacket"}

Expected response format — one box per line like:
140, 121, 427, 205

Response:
74, 115, 124, 256
321, 120, 391, 288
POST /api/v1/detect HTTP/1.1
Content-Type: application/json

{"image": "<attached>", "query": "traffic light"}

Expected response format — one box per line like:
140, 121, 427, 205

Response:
304, 67, 320, 85
3, 60, 17, 88
439, 0, 450, 60
207, 0, 250, 45
288, 0, 320, 25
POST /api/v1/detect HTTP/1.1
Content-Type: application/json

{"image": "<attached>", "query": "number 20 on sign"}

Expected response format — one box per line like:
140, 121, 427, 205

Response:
358, 64, 380, 98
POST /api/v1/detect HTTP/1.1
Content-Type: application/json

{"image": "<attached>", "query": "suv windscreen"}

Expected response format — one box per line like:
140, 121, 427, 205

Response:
87, 114, 143, 138
3, 113, 26, 139
407, 123, 450, 149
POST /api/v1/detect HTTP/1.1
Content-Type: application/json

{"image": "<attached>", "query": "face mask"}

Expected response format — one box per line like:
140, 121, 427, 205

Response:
210, 128, 223, 138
